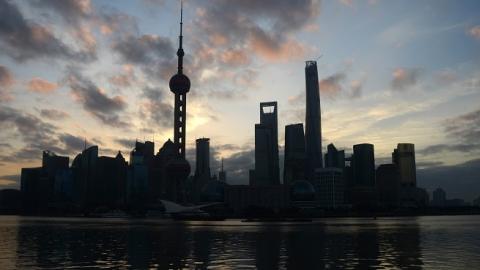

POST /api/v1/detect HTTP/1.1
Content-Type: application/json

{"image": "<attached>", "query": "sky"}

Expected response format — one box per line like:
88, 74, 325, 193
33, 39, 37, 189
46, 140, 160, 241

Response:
0, 0, 479, 201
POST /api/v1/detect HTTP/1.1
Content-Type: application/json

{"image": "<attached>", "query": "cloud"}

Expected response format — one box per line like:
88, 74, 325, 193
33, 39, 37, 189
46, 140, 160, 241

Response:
418, 143, 480, 155
27, 78, 58, 93
58, 133, 88, 154
0, 65, 14, 101
419, 108, 480, 155
0, 0, 94, 62
418, 158, 480, 202
391, 67, 422, 91
31, 0, 92, 26
220, 49, 250, 67
349, 79, 363, 98
319, 72, 347, 98
468, 25, 480, 40
108, 65, 136, 87
66, 71, 128, 127
338, 0, 353, 7
193, 0, 320, 62
40, 109, 69, 120
115, 138, 135, 149
0, 174, 20, 188
444, 108, 480, 143
139, 86, 173, 129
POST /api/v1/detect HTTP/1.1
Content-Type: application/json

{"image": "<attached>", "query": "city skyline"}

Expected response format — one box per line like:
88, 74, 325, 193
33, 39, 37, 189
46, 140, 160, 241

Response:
1, 0, 480, 201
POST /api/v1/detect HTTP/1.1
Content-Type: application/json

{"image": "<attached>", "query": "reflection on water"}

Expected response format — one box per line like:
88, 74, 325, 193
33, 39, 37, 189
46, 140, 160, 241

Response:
0, 216, 479, 269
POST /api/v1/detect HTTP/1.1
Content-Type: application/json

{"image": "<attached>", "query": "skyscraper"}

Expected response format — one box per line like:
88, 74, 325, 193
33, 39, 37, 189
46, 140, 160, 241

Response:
324, 143, 345, 169
352, 143, 375, 187
283, 123, 306, 185
195, 138, 210, 178
254, 102, 280, 185
392, 143, 416, 187
305, 61, 323, 181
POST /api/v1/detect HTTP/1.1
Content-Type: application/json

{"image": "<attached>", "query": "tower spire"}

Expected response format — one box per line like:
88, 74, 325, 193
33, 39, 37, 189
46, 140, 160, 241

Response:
177, 0, 184, 74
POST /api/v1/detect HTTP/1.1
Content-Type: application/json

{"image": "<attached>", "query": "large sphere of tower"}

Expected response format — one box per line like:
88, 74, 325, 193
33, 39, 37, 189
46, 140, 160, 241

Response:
169, 73, 190, 95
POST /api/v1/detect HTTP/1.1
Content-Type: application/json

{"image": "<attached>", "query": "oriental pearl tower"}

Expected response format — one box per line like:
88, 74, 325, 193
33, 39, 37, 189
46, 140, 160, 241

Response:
166, 1, 191, 203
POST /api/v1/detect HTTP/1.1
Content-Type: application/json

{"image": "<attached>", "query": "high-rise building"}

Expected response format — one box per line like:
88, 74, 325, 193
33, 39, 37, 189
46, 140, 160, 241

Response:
392, 143, 416, 187
352, 143, 375, 187
195, 138, 211, 178
376, 164, 400, 208
283, 123, 306, 185
305, 61, 323, 181
254, 102, 279, 185
324, 143, 345, 169
314, 168, 344, 208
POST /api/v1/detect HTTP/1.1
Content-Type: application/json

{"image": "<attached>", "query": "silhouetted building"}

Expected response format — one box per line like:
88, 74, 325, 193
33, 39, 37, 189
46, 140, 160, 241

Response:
225, 185, 289, 215
283, 123, 306, 185
128, 146, 148, 205
20, 167, 43, 213
392, 143, 416, 187
305, 61, 323, 180
314, 168, 344, 208
254, 102, 280, 186
352, 144, 375, 187
350, 144, 377, 208
166, 4, 191, 203
200, 180, 227, 202
193, 138, 211, 203
0, 189, 21, 214
218, 158, 227, 182
324, 144, 345, 169
432, 188, 446, 207
376, 164, 400, 208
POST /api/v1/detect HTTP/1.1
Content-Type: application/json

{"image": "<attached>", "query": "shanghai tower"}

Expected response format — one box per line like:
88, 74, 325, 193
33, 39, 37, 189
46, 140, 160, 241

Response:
305, 61, 322, 181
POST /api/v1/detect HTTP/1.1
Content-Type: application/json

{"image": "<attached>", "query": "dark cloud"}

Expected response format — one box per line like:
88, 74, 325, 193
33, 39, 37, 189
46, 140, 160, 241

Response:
194, 0, 319, 60
66, 71, 128, 127
419, 108, 480, 155
418, 158, 480, 202
0, 174, 20, 188
0, 0, 94, 62
391, 67, 422, 91
319, 72, 346, 98
0, 65, 14, 101
40, 109, 69, 120
139, 86, 173, 130
58, 133, 88, 154
416, 161, 444, 169
31, 0, 92, 26
115, 138, 135, 149
418, 143, 480, 155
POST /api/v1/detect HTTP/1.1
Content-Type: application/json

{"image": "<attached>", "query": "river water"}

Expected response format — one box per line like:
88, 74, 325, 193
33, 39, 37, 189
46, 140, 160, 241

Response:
0, 215, 479, 269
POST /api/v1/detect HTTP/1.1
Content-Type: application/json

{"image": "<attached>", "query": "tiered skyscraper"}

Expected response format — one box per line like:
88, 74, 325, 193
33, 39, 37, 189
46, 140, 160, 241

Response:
254, 102, 280, 185
305, 61, 323, 180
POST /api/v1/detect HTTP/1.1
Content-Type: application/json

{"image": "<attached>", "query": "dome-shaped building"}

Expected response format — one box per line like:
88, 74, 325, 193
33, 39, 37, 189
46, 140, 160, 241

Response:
290, 180, 316, 201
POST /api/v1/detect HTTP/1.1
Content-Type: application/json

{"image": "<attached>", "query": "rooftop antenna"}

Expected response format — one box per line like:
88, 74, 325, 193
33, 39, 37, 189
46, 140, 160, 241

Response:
221, 158, 224, 172
315, 54, 323, 62
84, 137, 87, 150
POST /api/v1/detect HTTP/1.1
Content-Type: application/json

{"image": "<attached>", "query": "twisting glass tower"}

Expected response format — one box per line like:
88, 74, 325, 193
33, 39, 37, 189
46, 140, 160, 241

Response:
169, 1, 190, 158
166, 1, 191, 202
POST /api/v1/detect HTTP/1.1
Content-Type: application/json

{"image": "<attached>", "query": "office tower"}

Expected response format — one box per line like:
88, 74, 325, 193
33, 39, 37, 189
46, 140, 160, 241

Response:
219, 158, 227, 182
324, 143, 345, 169
166, 2, 191, 202
392, 143, 417, 187
352, 143, 375, 187
283, 123, 306, 185
193, 138, 211, 202
314, 168, 344, 208
254, 102, 280, 185
195, 138, 211, 178
305, 61, 323, 181
376, 164, 400, 208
